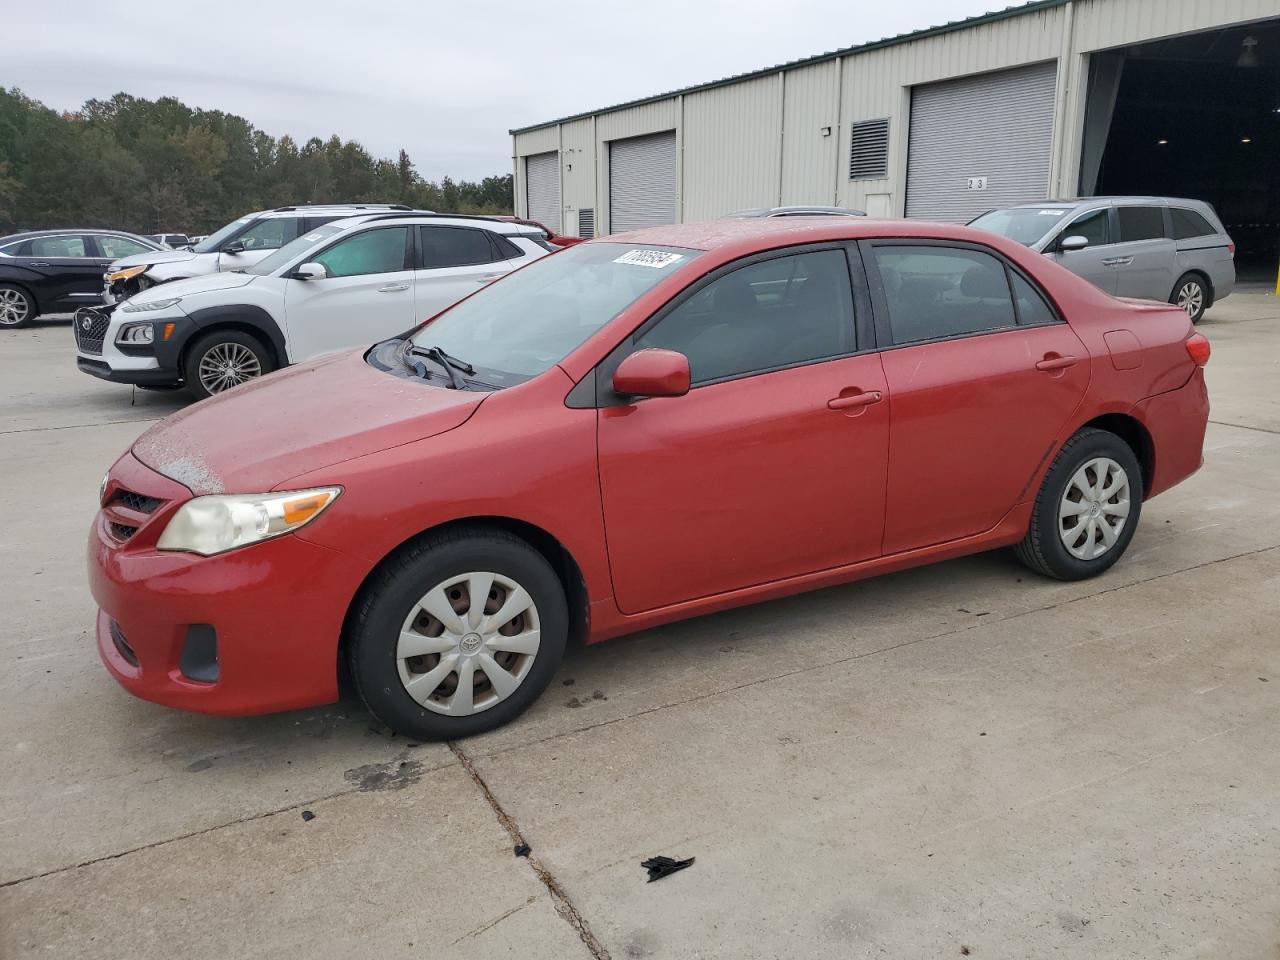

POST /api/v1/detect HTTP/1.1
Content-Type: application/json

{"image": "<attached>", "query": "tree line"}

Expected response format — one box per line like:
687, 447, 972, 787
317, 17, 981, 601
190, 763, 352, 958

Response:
0, 88, 514, 236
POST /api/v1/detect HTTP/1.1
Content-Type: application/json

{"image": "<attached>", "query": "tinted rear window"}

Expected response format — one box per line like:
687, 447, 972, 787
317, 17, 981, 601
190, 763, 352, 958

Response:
1170, 208, 1216, 240
419, 226, 501, 268
1117, 207, 1166, 242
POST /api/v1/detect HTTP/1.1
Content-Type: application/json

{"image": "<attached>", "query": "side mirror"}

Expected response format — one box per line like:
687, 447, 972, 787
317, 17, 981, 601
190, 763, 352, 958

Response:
613, 348, 690, 399
1059, 235, 1089, 253
221, 240, 246, 255
290, 262, 327, 281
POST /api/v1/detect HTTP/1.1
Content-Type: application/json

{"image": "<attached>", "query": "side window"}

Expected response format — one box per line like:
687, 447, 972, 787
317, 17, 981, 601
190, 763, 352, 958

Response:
419, 226, 501, 269
1171, 208, 1215, 240
1060, 209, 1110, 247
1117, 206, 1166, 243
30, 235, 88, 257
236, 218, 299, 251
637, 249, 855, 385
313, 227, 409, 278
97, 236, 153, 258
872, 245, 1015, 345
1010, 272, 1057, 326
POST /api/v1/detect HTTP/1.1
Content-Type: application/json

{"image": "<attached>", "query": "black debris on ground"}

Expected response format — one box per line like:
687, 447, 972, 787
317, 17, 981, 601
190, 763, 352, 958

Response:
301, 810, 316, 822
562, 678, 575, 686
641, 855, 695, 883
592, 690, 607, 701
514, 843, 531, 858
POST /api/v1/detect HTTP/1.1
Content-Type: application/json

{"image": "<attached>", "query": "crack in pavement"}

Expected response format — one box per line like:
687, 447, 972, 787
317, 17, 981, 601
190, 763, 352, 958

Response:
1208, 419, 1280, 436
0, 416, 166, 437
449, 741, 611, 960
473, 541, 1280, 762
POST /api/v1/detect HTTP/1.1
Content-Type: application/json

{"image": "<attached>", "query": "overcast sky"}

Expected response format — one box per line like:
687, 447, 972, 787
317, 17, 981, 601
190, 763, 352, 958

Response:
7, 1, 1008, 182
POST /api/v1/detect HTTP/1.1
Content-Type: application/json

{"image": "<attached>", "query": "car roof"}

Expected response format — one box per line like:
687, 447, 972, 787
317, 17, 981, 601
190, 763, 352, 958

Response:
324, 212, 545, 235
250, 204, 422, 220
0, 228, 156, 243
1000, 196, 1214, 211
605, 217, 1003, 252
725, 205, 867, 218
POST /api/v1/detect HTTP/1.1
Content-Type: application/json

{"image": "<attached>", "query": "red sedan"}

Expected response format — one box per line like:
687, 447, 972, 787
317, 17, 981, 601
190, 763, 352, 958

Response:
89, 218, 1211, 739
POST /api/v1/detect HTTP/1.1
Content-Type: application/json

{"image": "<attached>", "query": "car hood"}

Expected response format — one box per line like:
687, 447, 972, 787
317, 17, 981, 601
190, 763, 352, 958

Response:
132, 350, 486, 495
111, 249, 198, 269
130, 271, 257, 303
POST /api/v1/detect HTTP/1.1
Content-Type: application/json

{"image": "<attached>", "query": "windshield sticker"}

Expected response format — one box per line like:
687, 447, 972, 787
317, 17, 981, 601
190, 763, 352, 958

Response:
613, 249, 685, 269
1038, 210, 1067, 216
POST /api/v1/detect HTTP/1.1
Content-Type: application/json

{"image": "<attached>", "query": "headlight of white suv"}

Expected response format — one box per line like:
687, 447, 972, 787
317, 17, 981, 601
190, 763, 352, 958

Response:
121, 297, 182, 313
157, 487, 341, 556
116, 322, 154, 345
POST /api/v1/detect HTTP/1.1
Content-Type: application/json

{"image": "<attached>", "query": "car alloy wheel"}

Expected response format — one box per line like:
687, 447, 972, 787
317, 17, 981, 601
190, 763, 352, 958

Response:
396, 571, 541, 716
1176, 280, 1204, 320
0, 288, 31, 326
1058, 456, 1131, 560
197, 341, 262, 394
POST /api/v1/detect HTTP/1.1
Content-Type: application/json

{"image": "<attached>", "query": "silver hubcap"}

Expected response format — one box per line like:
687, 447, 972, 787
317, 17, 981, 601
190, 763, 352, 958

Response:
1177, 281, 1204, 317
1059, 457, 1131, 561
396, 571, 540, 717
198, 342, 261, 393
0, 289, 30, 326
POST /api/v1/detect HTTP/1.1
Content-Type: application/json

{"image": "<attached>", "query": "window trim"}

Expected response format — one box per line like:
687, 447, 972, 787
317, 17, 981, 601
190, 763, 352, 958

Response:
859, 238, 1064, 352
588, 240, 873, 407
307, 224, 413, 278
416, 224, 505, 270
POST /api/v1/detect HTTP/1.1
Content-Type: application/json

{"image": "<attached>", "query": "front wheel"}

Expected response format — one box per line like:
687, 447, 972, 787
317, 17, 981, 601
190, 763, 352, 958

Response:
1171, 273, 1208, 324
1015, 428, 1142, 581
348, 528, 568, 740
183, 330, 273, 400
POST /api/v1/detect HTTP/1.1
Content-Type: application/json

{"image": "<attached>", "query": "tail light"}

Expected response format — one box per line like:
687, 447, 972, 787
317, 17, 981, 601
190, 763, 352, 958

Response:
1227, 242, 1236, 255
1185, 332, 1211, 366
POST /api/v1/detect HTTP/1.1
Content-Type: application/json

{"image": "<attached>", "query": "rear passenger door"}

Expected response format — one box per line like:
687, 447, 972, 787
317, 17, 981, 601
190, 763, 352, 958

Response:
1111, 204, 1177, 301
414, 226, 515, 321
864, 242, 1088, 554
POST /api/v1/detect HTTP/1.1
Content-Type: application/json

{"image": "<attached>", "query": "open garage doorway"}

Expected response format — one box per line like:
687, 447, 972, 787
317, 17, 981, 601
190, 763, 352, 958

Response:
1080, 19, 1280, 281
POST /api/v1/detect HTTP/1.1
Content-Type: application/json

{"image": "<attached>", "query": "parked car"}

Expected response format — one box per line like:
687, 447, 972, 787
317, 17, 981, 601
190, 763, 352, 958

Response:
969, 197, 1234, 323
102, 204, 424, 304
77, 213, 549, 398
492, 216, 585, 247
89, 217, 1210, 739
723, 205, 867, 218
144, 233, 193, 251
0, 229, 162, 327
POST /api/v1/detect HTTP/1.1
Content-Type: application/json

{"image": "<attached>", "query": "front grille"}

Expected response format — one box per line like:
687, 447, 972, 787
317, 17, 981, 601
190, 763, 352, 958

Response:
73, 308, 111, 355
109, 521, 138, 541
109, 620, 139, 667
114, 490, 164, 514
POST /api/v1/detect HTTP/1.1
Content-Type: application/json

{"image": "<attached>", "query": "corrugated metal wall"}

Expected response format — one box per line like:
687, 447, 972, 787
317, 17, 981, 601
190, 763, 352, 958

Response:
511, 0, 1280, 227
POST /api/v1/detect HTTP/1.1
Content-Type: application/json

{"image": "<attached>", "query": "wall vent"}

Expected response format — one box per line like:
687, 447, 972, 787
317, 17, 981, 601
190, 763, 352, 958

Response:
849, 119, 890, 180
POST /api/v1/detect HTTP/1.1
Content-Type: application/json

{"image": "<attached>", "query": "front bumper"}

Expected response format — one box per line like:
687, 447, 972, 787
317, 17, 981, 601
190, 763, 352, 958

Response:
90, 453, 368, 715
75, 306, 190, 387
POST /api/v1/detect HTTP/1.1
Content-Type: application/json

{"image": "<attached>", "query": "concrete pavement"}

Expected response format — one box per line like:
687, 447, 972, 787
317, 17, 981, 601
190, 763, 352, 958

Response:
2, 292, 1277, 958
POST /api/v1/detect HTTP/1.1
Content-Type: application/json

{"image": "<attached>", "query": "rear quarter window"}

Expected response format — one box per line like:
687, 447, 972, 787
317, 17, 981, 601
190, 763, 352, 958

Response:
1170, 208, 1216, 240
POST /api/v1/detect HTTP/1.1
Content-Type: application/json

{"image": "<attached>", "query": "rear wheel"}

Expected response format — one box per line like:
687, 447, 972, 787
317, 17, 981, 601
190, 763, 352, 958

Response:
348, 528, 568, 740
1171, 273, 1208, 324
1015, 428, 1142, 581
0, 285, 36, 328
183, 330, 272, 400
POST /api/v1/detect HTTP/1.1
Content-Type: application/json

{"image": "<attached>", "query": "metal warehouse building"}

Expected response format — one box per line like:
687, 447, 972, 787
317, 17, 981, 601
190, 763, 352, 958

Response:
511, 0, 1280, 273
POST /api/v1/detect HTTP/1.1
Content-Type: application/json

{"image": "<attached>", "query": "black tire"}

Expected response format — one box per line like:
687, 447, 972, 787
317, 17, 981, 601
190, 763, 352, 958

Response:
1014, 428, 1143, 581
1170, 272, 1208, 324
0, 283, 37, 329
182, 329, 273, 400
348, 526, 568, 741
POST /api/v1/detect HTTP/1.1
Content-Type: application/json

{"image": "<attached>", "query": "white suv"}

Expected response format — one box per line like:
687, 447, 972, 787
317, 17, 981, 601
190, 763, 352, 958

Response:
102, 204, 422, 303
76, 213, 552, 398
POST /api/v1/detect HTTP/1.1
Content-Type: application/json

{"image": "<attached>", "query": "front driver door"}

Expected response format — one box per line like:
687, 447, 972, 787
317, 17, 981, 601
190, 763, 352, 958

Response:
596, 245, 890, 615
282, 225, 416, 361
1045, 207, 1116, 294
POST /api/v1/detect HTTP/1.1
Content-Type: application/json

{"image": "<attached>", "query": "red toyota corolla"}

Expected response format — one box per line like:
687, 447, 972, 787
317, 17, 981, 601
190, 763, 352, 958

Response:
89, 218, 1211, 739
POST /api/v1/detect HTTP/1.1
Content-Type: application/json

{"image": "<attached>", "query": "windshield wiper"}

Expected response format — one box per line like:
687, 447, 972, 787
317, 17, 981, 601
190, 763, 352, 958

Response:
407, 344, 474, 390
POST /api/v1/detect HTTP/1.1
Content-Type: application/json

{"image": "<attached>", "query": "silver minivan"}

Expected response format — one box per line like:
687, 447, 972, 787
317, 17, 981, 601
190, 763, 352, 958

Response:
970, 197, 1234, 323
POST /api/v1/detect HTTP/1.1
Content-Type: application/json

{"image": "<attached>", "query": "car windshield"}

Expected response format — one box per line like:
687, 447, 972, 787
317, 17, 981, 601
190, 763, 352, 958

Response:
969, 207, 1071, 246
247, 223, 346, 276
407, 242, 700, 388
191, 216, 253, 254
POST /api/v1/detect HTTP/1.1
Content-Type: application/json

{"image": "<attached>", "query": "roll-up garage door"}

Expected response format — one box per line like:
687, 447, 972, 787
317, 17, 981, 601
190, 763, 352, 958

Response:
905, 61, 1057, 222
609, 131, 677, 233
525, 152, 560, 232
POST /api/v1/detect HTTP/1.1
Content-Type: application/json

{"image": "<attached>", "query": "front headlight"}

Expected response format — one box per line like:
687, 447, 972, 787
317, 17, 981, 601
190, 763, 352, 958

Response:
121, 297, 182, 313
106, 265, 147, 284
116, 322, 154, 345
157, 487, 341, 556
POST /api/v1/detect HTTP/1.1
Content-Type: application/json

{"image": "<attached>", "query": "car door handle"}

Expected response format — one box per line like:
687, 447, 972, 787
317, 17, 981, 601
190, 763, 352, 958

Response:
1101, 256, 1133, 266
29, 261, 50, 267
1035, 355, 1078, 372
827, 390, 883, 410
377, 282, 410, 293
